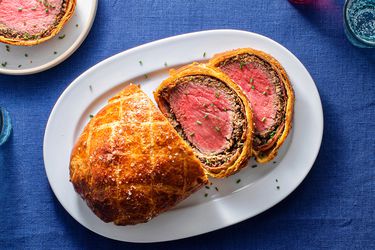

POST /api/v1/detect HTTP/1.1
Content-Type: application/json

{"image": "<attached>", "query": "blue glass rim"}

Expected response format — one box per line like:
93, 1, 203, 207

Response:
0, 108, 3, 135
344, 0, 375, 47
0, 107, 12, 145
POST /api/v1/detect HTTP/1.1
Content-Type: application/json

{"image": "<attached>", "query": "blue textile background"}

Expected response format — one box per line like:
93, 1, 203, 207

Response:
0, 0, 374, 249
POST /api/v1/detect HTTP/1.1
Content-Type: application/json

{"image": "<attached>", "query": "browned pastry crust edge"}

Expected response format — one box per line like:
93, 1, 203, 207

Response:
0, 0, 76, 46
154, 63, 253, 178
208, 48, 295, 163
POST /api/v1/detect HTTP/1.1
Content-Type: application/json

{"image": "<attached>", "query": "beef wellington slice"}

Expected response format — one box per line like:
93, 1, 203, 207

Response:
0, 0, 76, 46
208, 48, 295, 163
154, 63, 253, 178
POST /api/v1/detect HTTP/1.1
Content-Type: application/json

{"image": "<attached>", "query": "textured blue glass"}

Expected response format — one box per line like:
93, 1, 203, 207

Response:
0, 107, 12, 145
344, 0, 375, 48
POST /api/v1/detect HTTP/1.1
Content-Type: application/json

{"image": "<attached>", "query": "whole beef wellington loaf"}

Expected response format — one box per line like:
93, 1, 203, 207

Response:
0, 0, 76, 46
208, 48, 295, 163
154, 63, 253, 178
70, 84, 208, 225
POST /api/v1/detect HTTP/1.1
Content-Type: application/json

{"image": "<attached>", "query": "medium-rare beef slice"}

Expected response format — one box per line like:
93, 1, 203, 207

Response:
154, 63, 253, 178
0, 0, 75, 45
217, 54, 286, 150
208, 48, 295, 163
159, 75, 246, 168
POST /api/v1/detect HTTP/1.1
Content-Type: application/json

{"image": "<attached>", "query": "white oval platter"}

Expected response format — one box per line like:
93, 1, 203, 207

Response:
43, 29, 323, 243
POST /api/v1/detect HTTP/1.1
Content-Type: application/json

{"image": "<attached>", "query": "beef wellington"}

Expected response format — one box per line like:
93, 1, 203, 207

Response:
208, 48, 294, 163
70, 84, 208, 225
0, 0, 76, 46
154, 63, 253, 178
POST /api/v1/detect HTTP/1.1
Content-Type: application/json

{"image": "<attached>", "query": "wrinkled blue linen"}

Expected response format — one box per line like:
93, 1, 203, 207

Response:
0, 0, 374, 249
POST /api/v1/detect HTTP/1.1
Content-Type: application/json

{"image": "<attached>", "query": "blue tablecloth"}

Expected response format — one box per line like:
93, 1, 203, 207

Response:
1, 0, 374, 249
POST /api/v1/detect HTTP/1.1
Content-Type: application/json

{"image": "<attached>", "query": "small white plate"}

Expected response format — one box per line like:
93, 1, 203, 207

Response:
43, 30, 323, 243
0, 0, 98, 75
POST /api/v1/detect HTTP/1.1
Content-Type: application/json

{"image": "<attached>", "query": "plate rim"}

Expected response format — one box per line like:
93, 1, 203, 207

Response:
0, 0, 98, 75
43, 29, 324, 242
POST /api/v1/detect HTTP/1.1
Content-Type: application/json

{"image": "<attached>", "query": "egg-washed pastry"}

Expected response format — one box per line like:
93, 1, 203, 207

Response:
70, 84, 208, 225
154, 63, 253, 178
0, 0, 76, 46
208, 48, 295, 163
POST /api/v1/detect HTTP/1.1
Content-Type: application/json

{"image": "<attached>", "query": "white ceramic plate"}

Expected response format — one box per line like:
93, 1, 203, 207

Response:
43, 29, 323, 243
0, 0, 97, 75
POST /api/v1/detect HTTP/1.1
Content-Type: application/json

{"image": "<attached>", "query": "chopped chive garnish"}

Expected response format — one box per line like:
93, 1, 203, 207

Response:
18, 65, 22, 68
1, 62, 7, 67
203, 52, 206, 57
210, 103, 214, 107
239, 61, 246, 70
215, 187, 219, 191
58, 34, 66, 39
89, 114, 94, 118
205, 158, 210, 164
45, 8, 49, 13
5, 45, 10, 52
236, 179, 241, 184
251, 164, 258, 168
269, 131, 276, 138
138, 60, 143, 66
205, 186, 210, 189
251, 85, 255, 90
215, 126, 220, 132
204, 114, 208, 119
250, 78, 254, 83
204, 193, 208, 197
144, 74, 149, 79
261, 117, 266, 122
196, 120, 202, 125
164, 62, 168, 67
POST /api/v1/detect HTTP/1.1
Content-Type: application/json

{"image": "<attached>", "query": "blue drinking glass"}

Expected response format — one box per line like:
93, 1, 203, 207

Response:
0, 107, 12, 145
344, 0, 375, 48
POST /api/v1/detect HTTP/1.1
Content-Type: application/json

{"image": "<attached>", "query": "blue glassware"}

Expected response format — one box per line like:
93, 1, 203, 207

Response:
0, 107, 12, 145
344, 0, 375, 48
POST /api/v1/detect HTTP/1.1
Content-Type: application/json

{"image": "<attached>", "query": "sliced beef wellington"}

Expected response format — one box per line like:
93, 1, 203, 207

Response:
70, 84, 208, 225
154, 63, 253, 178
0, 0, 76, 46
208, 48, 294, 163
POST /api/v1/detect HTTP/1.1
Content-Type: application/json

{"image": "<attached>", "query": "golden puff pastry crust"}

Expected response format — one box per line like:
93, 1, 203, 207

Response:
154, 63, 253, 178
0, 0, 76, 46
208, 48, 295, 163
70, 84, 208, 225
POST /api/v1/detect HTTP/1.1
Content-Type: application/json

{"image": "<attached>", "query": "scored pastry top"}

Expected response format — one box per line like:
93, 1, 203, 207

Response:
70, 84, 208, 225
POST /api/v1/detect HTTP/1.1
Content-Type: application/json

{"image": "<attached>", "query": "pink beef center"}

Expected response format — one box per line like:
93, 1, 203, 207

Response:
0, 0, 63, 35
169, 82, 233, 154
220, 62, 277, 133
